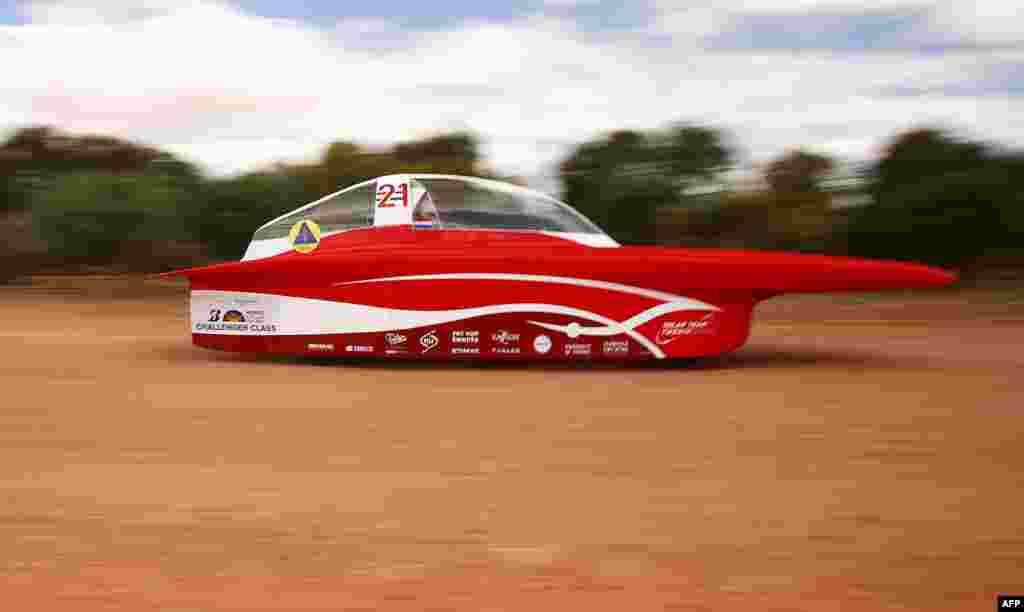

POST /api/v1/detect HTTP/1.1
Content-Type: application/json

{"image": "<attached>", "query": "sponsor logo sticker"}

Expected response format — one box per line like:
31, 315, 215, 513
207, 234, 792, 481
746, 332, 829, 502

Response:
288, 219, 321, 254
248, 324, 277, 333
194, 295, 278, 335
602, 340, 629, 355
307, 343, 335, 352
451, 347, 480, 355
451, 330, 480, 344
656, 314, 717, 345
243, 310, 265, 323
491, 330, 522, 354
344, 344, 374, 353
195, 321, 244, 332
564, 342, 592, 357
492, 330, 520, 345
533, 334, 552, 354
221, 309, 245, 323
194, 322, 277, 333
419, 330, 440, 353
384, 332, 409, 354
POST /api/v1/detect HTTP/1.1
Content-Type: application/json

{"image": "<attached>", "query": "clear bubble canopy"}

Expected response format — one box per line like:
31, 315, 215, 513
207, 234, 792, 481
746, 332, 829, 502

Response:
252, 174, 608, 241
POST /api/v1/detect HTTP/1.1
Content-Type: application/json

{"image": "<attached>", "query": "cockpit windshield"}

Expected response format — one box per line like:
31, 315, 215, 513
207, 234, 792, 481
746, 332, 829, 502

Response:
413, 177, 603, 234
252, 175, 605, 243
252, 179, 375, 241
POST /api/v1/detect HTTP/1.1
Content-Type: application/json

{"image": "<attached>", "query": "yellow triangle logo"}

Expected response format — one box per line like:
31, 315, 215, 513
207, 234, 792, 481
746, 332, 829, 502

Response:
288, 220, 321, 253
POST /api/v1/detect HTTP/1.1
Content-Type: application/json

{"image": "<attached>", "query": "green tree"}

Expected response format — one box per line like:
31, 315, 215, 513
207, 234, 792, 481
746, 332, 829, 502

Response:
560, 125, 732, 243
662, 124, 732, 188
874, 128, 987, 200
765, 150, 835, 193
287, 132, 487, 198
842, 128, 1021, 268
0, 126, 201, 213
189, 172, 315, 259
393, 132, 480, 175
845, 168, 1005, 267
32, 172, 192, 264
0, 126, 167, 178
0, 177, 28, 213
759, 150, 837, 251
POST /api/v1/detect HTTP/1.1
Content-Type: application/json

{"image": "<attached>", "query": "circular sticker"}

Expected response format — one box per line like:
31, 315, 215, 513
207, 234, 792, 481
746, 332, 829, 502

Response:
222, 310, 245, 323
533, 334, 552, 354
288, 219, 321, 253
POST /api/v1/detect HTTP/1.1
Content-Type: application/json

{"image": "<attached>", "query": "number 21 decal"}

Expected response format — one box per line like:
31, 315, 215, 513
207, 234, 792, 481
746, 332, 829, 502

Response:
376, 183, 408, 208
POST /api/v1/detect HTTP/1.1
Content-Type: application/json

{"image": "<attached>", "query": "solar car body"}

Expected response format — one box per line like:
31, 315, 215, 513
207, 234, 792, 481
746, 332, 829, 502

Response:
165, 174, 955, 360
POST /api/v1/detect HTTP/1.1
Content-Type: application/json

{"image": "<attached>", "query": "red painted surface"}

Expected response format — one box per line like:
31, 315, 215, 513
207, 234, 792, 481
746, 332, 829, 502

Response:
166, 228, 956, 360
170, 228, 954, 293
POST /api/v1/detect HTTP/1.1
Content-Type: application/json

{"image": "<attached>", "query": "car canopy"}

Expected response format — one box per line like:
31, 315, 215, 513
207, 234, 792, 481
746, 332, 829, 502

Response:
242, 174, 616, 260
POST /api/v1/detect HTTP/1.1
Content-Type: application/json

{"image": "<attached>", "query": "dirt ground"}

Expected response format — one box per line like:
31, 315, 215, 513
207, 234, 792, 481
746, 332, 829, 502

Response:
1, 276, 1022, 610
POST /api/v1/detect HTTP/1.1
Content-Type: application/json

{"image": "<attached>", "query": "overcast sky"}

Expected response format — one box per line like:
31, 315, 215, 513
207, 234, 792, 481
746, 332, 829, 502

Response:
1, 0, 1020, 190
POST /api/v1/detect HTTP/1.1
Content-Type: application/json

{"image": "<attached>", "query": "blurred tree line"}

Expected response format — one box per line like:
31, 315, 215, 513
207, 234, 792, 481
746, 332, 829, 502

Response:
0, 128, 492, 275
561, 125, 1024, 274
1, 123, 1022, 281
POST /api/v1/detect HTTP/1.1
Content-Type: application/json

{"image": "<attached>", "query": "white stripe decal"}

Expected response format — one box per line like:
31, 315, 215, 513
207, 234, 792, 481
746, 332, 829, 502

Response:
244, 232, 618, 261
193, 281, 721, 359
335, 273, 719, 309
526, 301, 710, 340
538, 232, 620, 247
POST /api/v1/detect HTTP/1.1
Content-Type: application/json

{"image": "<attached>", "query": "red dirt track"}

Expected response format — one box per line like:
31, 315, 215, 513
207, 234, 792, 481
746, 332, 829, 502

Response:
1, 277, 1022, 610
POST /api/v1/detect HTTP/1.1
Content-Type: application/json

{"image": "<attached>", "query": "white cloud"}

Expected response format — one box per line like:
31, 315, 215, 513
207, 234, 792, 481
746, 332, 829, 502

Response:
652, 0, 1024, 49
649, 0, 933, 39
936, 0, 1024, 45
1, 0, 1020, 191
21, 0, 197, 24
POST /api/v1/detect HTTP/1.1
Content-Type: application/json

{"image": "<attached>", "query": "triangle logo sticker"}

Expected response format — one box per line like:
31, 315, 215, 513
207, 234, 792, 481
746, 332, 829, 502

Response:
289, 219, 321, 253
295, 222, 317, 244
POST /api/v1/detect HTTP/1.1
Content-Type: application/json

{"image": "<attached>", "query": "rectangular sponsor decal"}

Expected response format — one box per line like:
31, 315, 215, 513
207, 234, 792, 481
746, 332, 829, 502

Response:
243, 310, 266, 324
384, 332, 409, 354
307, 343, 335, 352
490, 329, 521, 354
451, 330, 480, 344
491, 330, 520, 345
191, 292, 279, 335
451, 347, 480, 355
492, 347, 521, 354
655, 313, 718, 345
602, 340, 629, 355
564, 343, 592, 357
419, 329, 440, 353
